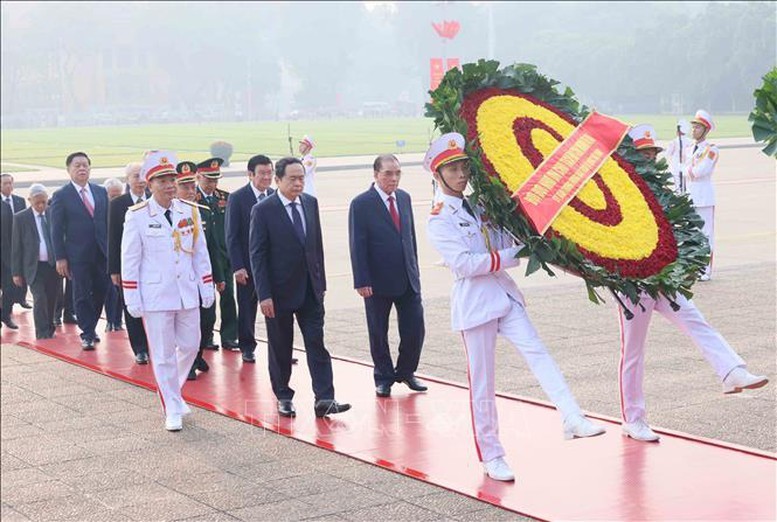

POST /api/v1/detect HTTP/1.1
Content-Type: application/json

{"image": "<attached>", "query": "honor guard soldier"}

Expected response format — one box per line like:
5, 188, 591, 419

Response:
299, 135, 318, 197
195, 158, 239, 349
615, 128, 768, 443
664, 119, 691, 193
121, 151, 215, 431
685, 110, 718, 280
628, 124, 663, 162
176, 161, 215, 380
425, 133, 605, 482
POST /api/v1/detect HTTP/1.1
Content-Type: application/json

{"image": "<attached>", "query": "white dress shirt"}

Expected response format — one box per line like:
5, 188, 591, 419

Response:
72, 181, 95, 208
373, 184, 399, 213
35, 212, 49, 262
277, 191, 307, 235
250, 183, 269, 202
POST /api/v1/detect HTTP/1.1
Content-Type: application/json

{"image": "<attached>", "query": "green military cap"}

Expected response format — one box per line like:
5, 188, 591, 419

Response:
197, 157, 224, 179
175, 161, 198, 184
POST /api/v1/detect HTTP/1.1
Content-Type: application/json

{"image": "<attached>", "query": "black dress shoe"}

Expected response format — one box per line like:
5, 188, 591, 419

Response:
19, 301, 32, 309
242, 353, 256, 363
135, 352, 149, 365
93, 335, 101, 343
53, 318, 62, 327
2, 317, 19, 330
375, 384, 392, 398
81, 339, 95, 351
222, 340, 240, 351
187, 367, 197, 381
203, 342, 219, 351
196, 357, 209, 372
401, 376, 428, 392
63, 315, 78, 324
277, 400, 296, 417
314, 400, 352, 418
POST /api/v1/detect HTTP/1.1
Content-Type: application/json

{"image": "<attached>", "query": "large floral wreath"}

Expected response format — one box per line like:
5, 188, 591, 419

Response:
425, 60, 710, 308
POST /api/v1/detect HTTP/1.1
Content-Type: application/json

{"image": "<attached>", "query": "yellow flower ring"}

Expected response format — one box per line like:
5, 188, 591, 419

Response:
461, 88, 678, 278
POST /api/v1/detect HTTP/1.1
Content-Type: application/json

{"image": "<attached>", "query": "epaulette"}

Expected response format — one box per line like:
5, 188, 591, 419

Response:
129, 200, 149, 211
429, 201, 444, 216
179, 199, 209, 211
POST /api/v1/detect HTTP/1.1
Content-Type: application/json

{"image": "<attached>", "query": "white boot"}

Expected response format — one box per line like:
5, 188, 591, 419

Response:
165, 413, 183, 432
483, 456, 515, 482
722, 367, 768, 394
623, 419, 660, 442
563, 414, 606, 440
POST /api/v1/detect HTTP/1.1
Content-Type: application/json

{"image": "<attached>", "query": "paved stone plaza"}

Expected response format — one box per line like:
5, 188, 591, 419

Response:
2, 139, 774, 520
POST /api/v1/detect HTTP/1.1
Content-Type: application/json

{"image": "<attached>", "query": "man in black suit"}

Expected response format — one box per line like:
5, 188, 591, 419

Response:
50, 152, 110, 350
226, 154, 276, 363
107, 162, 149, 364
1, 173, 31, 310
250, 157, 350, 418
348, 155, 427, 397
11, 184, 61, 339
0, 193, 14, 329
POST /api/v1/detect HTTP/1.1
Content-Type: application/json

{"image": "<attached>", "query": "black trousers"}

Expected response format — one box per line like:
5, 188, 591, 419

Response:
29, 262, 61, 339
364, 286, 425, 386
0, 262, 13, 321
236, 280, 259, 355
70, 255, 109, 342
265, 279, 334, 402
118, 286, 148, 355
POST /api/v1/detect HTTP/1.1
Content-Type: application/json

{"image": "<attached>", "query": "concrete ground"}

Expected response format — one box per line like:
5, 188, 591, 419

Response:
2, 138, 774, 520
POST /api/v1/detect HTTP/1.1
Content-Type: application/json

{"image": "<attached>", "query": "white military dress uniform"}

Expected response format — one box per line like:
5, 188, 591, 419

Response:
685, 110, 719, 279
663, 119, 691, 193
300, 135, 318, 197
425, 134, 601, 472
121, 152, 215, 430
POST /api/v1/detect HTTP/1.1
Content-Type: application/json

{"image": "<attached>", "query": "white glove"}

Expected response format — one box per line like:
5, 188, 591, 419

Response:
127, 305, 143, 319
201, 294, 215, 309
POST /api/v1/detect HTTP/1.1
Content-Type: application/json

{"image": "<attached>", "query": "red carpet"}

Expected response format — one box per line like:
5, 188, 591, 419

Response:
3, 311, 775, 520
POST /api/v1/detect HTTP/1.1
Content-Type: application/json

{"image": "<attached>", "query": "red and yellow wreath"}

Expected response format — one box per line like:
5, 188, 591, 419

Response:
426, 61, 709, 305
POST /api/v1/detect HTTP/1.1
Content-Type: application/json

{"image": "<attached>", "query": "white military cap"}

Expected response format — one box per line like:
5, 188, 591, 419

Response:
424, 132, 468, 172
141, 150, 178, 182
691, 110, 715, 132
628, 124, 663, 152
299, 135, 315, 150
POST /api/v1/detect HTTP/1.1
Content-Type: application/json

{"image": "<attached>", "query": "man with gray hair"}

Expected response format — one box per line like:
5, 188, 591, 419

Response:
11, 184, 61, 339
107, 163, 149, 363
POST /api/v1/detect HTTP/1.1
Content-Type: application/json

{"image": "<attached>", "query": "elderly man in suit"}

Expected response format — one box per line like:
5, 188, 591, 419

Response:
226, 154, 277, 363
2, 173, 31, 311
107, 163, 150, 364
50, 152, 110, 350
348, 154, 426, 398
250, 157, 350, 418
11, 184, 61, 339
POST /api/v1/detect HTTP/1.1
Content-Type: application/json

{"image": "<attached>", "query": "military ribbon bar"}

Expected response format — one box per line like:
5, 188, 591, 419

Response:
512, 111, 630, 235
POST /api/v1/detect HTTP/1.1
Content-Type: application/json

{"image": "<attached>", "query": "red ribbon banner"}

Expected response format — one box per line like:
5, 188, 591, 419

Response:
512, 111, 630, 235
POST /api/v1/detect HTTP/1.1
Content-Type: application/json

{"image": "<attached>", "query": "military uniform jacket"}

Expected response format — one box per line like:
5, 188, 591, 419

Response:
684, 139, 718, 207
195, 187, 229, 284
121, 197, 214, 312
427, 195, 524, 331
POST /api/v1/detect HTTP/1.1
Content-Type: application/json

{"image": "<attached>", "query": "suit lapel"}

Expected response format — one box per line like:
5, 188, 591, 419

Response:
272, 194, 299, 242
301, 195, 315, 247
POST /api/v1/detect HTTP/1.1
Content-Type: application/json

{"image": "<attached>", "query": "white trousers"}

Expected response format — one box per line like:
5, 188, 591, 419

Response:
617, 293, 744, 424
461, 299, 582, 463
143, 308, 200, 416
696, 206, 715, 278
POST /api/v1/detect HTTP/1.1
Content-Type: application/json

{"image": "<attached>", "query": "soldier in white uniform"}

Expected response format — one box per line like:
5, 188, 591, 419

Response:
121, 151, 215, 432
425, 133, 605, 482
617, 128, 769, 443
685, 110, 718, 281
663, 119, 691, 193
299, 135, 318, 197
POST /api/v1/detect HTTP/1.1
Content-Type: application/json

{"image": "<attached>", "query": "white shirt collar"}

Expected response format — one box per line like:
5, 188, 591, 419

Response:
373, 183, 394, 202
71, 181, 90, 194
249, 183, 269, 200
130, 191, 145, 204
277, 191, 300, 207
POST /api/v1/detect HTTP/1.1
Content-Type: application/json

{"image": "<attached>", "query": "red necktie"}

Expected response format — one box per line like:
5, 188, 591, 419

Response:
80, 188, 94, 218
388, 195, 400, 232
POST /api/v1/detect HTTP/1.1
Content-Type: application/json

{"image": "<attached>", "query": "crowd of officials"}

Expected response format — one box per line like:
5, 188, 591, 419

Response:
0, 114, 768, 481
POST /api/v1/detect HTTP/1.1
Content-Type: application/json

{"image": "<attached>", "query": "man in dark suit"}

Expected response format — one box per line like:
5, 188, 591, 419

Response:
11, 184, 62, 339
348, 154, 427, 397
107, 162, 149, 364
226, 154, 276, 363
2, 173, 31, 310
250, 157, 351, 418
50, 152, 110, 350
0, 193, 14, 330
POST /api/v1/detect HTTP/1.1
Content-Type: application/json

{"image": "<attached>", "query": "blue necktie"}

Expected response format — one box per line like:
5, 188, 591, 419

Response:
290, 202, 305, 242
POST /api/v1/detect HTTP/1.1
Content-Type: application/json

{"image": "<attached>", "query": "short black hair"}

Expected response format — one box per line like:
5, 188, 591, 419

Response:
373, 154, 399, 172
66, 152, 91, 167
274, 157, 304, 179
247, 154, 273, 173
